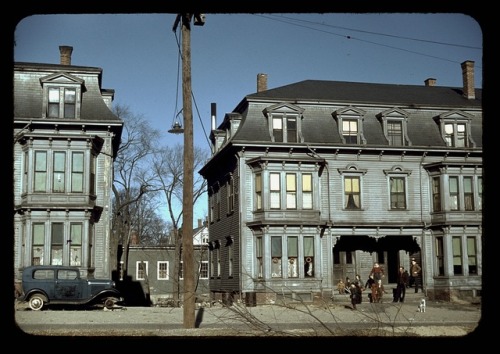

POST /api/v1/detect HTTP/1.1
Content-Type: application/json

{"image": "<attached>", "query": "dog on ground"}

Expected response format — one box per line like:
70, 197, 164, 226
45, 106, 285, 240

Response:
417, 299, 426, 312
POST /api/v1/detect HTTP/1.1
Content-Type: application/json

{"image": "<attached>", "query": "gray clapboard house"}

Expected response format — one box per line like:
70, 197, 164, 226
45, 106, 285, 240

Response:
200, 61, 482, 304
13, 46, 123, 289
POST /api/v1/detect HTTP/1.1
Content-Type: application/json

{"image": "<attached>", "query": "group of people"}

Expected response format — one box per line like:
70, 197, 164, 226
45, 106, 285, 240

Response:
336, 259, 422, 310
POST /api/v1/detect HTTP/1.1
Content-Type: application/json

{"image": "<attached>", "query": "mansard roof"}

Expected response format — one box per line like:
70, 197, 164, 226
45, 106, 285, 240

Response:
227, 79, 482, 149
13, 62, 121, 123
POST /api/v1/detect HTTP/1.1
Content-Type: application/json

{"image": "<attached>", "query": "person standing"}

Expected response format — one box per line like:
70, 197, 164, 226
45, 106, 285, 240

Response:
410, 258, 422, 293
365, 275, 375, 302
370, 262, 386, 294
393, 266, 409, 302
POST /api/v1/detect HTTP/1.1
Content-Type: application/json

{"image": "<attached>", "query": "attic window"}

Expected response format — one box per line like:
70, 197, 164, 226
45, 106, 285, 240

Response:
263, 103, 304, 143
376, 108, 411, 146
435, 111, 475, 148
332, 106, 367, 145
40, 73, 84, 119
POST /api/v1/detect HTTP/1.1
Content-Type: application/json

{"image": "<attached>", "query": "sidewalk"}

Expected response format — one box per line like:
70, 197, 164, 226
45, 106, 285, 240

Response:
14, 295, 482, 337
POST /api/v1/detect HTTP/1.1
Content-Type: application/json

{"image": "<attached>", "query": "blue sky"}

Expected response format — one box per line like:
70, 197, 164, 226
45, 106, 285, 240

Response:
13, 12, 483, 223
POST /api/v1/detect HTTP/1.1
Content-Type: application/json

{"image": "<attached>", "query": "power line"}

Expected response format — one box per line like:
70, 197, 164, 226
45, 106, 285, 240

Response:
257, 14, 482, 68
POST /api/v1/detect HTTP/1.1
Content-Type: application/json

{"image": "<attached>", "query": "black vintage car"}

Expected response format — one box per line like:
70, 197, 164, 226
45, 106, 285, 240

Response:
19, 265, 123, 311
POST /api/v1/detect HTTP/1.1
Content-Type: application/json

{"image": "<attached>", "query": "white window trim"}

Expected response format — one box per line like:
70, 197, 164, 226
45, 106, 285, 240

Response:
332, 106, 367, 145
383, 166, 412, 210
376, 108, 411, 146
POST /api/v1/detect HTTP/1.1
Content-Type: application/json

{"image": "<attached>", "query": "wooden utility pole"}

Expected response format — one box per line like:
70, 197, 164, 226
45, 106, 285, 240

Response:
173, 13, 205, 329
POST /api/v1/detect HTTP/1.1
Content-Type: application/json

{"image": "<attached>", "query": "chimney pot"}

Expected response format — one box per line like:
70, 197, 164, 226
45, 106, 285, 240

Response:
461, 60, 475, 100
257, 73, 267, 92
59, 45, 73, 65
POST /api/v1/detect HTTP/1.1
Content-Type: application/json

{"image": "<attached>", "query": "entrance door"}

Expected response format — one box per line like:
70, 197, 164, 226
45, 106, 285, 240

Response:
332, 249, 357, 284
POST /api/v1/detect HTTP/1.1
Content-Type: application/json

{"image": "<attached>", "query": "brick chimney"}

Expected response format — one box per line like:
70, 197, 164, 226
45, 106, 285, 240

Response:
59, 45, 73, 65
257, 73, 267, 92
424, 78, 436, 87
461, 60, 475, 99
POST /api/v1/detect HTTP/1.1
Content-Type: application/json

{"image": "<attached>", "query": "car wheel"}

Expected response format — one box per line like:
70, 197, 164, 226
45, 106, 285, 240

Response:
28, 294, 47, 311
104, 298, 115, 309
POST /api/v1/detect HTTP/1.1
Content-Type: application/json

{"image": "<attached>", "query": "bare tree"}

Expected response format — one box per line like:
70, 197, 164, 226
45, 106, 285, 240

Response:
147, 143, 209, 303
111, 104, 161, 280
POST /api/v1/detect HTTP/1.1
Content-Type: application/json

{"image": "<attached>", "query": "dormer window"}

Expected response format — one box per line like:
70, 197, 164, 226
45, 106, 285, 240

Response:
263, 103, 304, 143
376, 108, 411, 146
40, 73, 84, 119
48, 87, 76, 118
332, 106, 367, 145
435, 111, 475, 148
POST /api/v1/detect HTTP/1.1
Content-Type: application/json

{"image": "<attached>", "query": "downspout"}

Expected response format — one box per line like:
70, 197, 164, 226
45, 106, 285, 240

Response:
420, 151, 428, 297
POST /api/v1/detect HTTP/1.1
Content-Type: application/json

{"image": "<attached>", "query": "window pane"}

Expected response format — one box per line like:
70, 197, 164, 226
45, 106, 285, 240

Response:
287, 237, 298, 257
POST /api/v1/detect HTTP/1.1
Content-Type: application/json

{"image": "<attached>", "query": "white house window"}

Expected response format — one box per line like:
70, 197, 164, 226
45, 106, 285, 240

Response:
158, 261, 168, 280
50, 223, 64, 265
271, 236, 282, 278
48, 87, 76, 118
41, 73, 84, 119
263, 103, 304, 143
69, 223, 82, 266
333, 106, 367, 145
270, 172, 281, 209
435, 111, 475, 148
32, 223, 45, 265
376, 108, 411, 146
199, 261, 209, 279
383, 166, 411, 210
136, 261, 148, 280
338, 165, 367, 210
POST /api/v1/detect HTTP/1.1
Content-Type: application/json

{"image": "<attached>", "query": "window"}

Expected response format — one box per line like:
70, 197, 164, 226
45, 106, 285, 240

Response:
389, 177, 406, 209
432, 177, 441, 212
34, 151, 47, 192
333, 106, 366, 145
199, 261, 209, 279
227, 174, 235, 214
32, 223, 45, 265
270, 173, 281, 209
287, 237, 298, 278
53, 152, 66, 192
51, 223, 64, 265
449, 176, 459, 210
216, 248, 221, 277
33, 149, 86, 194
263, 103, 304, 143
256, 237, 263, 278
136, 261, 148, 280
463, 177, 474, 211
272, 115, 298, 142
47, 87, 76, 118
376, 108, 411, 146
387, 121, 403, 145
69, 223, 82, 266
344, 176, 361, 209
302, 174, 313, 209
71, 152, 84, 193
209, 193, 215, 223
435, 237, 444, 276
255, 173, 262, 210
339, 165, 366, 210
477, 177, 482, 210
158, 261, 168, 280
271, 236, 282, 278
435, 111, 475, 148
179, 261, 184, 279
452, 237, 463, 275
467, 237, 478, 275
342, 120, 359, 144
304, 236, 314, 277
227, 237, 234, 277
445, 123, 466, 147
216, 191, 221, 221
286, 173, 297, 209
